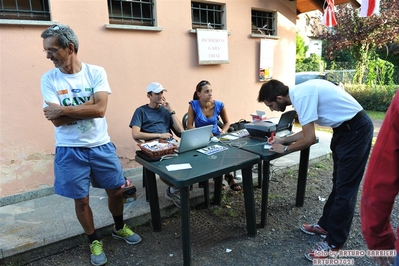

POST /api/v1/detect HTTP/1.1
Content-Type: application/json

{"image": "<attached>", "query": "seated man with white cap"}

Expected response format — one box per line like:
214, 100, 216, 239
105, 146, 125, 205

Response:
129, 82, 184, 207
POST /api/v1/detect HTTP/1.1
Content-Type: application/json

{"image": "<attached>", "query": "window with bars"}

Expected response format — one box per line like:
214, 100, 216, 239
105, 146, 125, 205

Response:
0, 0, 50, 21
191, 2, 224, 30
251, 10, 276, 36
108, 0, 154, 26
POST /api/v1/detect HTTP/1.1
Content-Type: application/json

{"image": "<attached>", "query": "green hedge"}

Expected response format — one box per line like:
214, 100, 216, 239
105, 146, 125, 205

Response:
345, 84, 398, 112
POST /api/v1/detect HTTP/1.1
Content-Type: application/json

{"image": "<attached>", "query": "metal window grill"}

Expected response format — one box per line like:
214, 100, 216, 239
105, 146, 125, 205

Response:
0, 0, 50, 21
191, 2, 224, 30
251, 10, 276, 35
108, 0, 154, 26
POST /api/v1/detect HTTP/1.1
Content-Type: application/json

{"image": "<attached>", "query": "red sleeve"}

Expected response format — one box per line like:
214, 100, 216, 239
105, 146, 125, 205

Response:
361, 92, 399, 251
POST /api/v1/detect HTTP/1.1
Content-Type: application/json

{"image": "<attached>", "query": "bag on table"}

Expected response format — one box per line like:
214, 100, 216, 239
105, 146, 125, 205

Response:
229, 119, 251, 132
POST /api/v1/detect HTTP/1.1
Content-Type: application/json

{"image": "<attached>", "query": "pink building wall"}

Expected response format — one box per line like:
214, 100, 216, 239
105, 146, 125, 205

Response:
0, 0, 297, 198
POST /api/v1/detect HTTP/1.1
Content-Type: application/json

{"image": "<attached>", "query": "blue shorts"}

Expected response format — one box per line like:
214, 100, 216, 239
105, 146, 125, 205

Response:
54, 142, 125, 199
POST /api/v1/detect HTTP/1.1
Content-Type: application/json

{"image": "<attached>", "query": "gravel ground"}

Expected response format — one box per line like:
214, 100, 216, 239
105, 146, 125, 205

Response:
6, 154, 397, 266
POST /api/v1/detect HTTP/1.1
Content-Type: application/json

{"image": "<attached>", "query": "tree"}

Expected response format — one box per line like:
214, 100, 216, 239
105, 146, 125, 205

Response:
310, 0, 399, 83
296, 33, 326, 72
296, 54, 326, 72
296, 33, 307, 60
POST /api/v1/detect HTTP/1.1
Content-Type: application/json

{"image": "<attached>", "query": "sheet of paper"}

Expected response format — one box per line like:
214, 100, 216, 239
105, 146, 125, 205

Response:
264, 144, 272, 150
166, 163, 192, 171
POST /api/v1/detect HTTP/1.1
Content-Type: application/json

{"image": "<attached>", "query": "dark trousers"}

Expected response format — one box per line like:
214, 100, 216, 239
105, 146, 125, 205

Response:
318, 110, 374, 248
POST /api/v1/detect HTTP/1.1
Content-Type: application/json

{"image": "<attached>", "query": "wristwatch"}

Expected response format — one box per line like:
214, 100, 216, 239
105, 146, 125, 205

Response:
170, 111, 176, 115
284, 145, 289, 153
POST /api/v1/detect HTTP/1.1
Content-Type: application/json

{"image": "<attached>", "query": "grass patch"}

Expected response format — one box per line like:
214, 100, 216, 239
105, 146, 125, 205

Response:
268, 194, 285, 199
366, 110, 386, 120
227, 208, 237, 217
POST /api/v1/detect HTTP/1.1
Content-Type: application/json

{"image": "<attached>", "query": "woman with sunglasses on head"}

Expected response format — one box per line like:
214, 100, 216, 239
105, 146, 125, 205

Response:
187, 80, 241, 191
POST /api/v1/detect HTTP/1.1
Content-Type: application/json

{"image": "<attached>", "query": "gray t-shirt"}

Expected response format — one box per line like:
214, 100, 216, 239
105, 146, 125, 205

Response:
129, 104, 173, 133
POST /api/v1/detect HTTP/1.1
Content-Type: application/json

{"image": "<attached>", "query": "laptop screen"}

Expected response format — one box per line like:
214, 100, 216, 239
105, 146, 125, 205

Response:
276, 110, 296, 131
176, 125, 213, 154
244, 110, 296, 139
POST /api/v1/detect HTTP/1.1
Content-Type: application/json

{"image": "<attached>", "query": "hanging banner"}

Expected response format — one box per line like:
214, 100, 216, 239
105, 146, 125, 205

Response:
259, 39, 274, 81
360, 0, 380, 17
196, 29, 229, 65
322, 0, 338, 27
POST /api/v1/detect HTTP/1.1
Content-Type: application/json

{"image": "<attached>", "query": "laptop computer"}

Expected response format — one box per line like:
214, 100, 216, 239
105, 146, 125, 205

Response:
175, 125, 213, 154
275, 110, 297, 137
245, 110, 296, 139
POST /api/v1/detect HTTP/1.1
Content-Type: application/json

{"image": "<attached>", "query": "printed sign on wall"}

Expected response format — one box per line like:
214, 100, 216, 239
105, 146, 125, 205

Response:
259, 39, 274, 81
196, 29, 229, 65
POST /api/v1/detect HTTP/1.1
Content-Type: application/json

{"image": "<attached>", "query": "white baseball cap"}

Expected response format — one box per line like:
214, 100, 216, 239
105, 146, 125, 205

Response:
146, 82, 167, 93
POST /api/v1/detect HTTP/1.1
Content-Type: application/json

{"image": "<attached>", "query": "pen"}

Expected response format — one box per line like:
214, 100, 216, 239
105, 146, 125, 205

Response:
269, 132, 275, 143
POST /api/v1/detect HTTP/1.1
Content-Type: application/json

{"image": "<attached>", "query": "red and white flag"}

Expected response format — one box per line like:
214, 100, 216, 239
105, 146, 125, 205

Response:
322, 0, 337, 27
360, 0, 380, 17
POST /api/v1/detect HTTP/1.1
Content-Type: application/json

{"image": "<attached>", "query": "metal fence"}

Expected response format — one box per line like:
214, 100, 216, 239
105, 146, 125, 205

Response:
326, 67, 399, 85
325, 69, 356, 84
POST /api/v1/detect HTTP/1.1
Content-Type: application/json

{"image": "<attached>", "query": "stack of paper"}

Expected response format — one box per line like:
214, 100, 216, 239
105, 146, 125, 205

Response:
197, 145, 228, 155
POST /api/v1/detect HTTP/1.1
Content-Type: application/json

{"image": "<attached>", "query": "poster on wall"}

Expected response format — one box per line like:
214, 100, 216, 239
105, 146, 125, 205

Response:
196, 29, 229, 65
259, 39, 274, 81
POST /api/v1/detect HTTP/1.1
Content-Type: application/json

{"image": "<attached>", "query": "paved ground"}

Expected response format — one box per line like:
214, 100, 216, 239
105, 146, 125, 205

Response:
371, 119, 382, 137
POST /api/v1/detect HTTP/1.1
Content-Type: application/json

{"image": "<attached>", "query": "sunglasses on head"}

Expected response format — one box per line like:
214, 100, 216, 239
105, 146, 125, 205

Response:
199, 81, 209, 87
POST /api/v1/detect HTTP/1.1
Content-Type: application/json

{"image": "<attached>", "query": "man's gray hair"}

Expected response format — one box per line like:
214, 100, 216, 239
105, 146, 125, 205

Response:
41, 24, 79, 53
